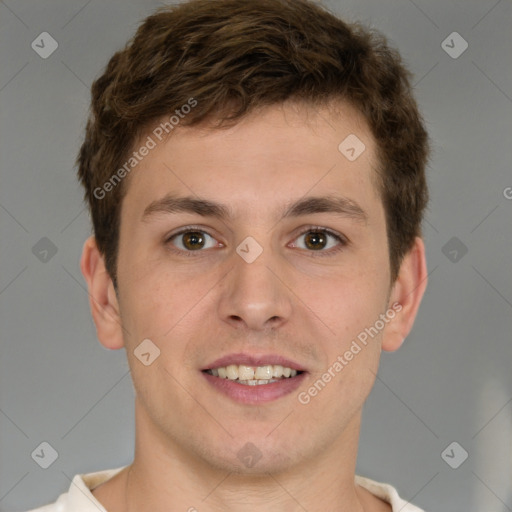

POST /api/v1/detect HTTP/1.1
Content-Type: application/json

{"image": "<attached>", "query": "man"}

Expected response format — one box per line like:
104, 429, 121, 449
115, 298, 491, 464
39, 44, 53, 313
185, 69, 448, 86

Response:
29, 0, 429, 510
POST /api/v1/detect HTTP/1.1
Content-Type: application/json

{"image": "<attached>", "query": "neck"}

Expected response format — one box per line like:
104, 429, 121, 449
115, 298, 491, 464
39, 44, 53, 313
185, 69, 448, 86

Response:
121, 401, 369, 512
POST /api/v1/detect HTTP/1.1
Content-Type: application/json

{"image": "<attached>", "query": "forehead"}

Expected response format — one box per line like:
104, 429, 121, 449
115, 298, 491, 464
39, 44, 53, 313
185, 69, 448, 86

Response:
121, 101, 382, 223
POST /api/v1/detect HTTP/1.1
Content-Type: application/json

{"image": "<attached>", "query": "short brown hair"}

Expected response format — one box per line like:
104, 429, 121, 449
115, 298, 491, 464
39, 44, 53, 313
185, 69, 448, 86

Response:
77, 0, 429, 286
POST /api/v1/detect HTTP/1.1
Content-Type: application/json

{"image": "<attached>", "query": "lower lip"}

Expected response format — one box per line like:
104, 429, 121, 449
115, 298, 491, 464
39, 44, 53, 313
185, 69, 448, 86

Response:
201, 371, 307, 404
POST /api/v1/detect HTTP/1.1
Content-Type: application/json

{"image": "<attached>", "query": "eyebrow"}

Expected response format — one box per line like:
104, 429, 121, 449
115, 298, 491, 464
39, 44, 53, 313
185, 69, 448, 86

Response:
142, 194, 368, 224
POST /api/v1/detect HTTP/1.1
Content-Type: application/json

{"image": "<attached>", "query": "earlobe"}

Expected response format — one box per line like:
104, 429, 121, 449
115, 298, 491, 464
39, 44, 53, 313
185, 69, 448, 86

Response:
80, 236, 124, 350
382, 237, 428, 352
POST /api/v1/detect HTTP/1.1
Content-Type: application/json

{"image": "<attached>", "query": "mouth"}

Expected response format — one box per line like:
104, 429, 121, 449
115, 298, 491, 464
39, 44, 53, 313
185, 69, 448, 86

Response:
203, 364, 304, 385
201, 355, 307, 404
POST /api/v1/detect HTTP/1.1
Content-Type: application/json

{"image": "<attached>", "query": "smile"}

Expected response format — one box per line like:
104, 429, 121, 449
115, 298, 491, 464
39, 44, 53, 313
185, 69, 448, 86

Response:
204, 364, 301, 385
202, 363, 307, 404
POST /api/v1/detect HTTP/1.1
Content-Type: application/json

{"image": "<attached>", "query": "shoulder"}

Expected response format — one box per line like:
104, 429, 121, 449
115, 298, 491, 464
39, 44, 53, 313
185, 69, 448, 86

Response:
355, 475, 425, 512
23, 466, 127, 512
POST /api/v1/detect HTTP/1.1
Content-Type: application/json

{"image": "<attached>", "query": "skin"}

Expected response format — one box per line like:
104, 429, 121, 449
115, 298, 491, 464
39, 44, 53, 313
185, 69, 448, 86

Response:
81, 100, 427, 511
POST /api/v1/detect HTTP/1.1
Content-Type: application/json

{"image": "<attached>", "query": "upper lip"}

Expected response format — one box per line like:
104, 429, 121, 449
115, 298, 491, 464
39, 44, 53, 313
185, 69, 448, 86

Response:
203, 353, 306, 372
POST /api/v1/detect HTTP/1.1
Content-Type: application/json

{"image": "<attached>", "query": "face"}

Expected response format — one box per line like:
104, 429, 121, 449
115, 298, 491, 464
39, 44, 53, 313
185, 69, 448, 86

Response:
113, 101, 396, 474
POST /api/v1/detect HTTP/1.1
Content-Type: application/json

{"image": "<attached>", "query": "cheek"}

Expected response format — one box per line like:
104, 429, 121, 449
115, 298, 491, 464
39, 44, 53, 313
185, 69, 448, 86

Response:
299, 282, 385, 411
299, 265, 388, 333
300, 268, 389, 404
118, 257, 226, 354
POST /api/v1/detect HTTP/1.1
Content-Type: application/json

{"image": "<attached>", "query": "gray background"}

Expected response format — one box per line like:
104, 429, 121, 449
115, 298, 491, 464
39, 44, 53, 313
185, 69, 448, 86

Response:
0, 0, 511, 510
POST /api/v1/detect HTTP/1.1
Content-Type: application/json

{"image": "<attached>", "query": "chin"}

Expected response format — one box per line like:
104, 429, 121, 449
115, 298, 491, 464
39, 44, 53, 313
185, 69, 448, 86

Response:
209, 447, 296, 476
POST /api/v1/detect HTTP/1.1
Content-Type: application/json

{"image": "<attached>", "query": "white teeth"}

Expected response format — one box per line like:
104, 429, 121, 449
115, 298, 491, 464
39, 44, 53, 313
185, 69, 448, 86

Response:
238, 379, 280, 386
254, 365, 273, 379
272, 365, 284, 378
208, 364, 300, 382
238, 365, 255, 380
226, 364, 238, 380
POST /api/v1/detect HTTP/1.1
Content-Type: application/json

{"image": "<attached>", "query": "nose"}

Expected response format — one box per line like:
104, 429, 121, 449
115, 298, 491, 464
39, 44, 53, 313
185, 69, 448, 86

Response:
217, 246, 293, 332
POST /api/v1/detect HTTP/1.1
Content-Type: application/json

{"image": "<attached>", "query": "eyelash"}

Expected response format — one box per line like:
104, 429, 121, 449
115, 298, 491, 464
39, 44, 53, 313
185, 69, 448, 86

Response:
165, 225, 348, 258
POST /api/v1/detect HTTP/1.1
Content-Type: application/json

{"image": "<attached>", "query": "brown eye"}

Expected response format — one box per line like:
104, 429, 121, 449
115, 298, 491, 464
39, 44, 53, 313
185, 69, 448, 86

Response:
304, 231, 327, 250
182, 231, 205, 250
168, 230, 217, 252
291, 228, 346, 255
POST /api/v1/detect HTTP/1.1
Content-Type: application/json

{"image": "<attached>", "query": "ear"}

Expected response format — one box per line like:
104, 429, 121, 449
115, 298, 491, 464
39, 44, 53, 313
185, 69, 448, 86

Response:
382, 236, 428, 352
80, 235, 124, 350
